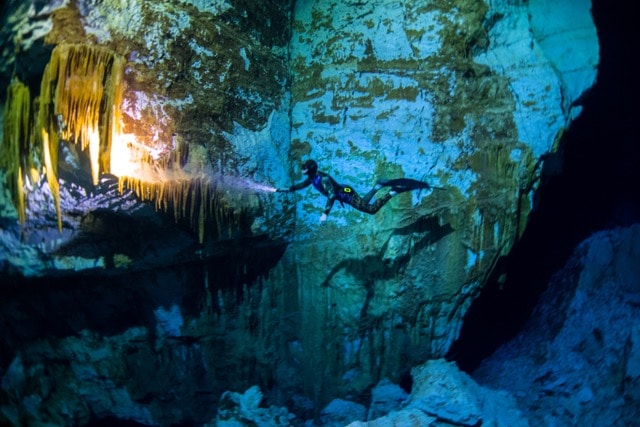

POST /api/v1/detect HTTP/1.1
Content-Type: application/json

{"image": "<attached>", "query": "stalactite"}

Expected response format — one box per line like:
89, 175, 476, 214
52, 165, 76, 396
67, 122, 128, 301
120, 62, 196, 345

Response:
0, 78, 33, 225
0, 43, 126, 231
31, 43, 125, 230
1, 43, 236, 242
38, 43, 125, 187
116, 175, 236, 244
41, 129, 62, 230
199, 183, 207, 243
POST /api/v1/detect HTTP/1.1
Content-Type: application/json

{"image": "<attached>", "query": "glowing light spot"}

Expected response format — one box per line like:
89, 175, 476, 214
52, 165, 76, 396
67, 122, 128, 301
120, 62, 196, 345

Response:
110, 132, 140, 179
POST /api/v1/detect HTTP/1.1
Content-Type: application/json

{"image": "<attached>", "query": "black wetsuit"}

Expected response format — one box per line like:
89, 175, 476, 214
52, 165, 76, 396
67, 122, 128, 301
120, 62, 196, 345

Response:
289, 171, 392, 216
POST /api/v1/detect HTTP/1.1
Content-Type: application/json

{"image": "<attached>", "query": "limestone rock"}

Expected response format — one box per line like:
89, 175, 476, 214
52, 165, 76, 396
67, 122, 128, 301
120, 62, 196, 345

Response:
626, 325, 640, 402
410, 359, 528, 427
0, 0, 293, 276
0, 329, 157, 426
367, 378, 409, 420
474, 224, 640, 425
410, 360, 483, 425
214, 386, 295, 427
347, 407, 436, 427
287, 0, 598, 404
349, 359, 528, 427
320, 398, 367, 426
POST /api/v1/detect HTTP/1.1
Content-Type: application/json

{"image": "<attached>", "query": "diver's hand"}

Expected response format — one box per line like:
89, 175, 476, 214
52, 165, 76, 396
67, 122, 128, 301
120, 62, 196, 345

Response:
275, 188, 289, 193
319, 213, 327, 223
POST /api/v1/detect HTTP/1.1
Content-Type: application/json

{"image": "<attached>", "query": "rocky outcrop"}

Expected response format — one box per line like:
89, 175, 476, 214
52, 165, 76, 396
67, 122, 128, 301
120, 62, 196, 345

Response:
0, 0, 599, 425
473, 224, 640, 425
0, 252, 288, 426
356, 359, 528, 427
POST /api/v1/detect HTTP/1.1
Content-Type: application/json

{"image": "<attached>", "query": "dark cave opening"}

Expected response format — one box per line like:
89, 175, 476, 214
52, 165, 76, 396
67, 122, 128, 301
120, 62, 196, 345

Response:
0, 236, 287, 373
448, 0, 640, 373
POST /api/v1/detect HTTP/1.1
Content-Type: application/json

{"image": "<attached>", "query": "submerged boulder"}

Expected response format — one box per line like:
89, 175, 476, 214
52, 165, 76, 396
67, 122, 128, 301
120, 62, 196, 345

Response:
367, 378, 409, 420
320, 398, 367, 426
348, 359, 528, 427
213, 386, 296, 427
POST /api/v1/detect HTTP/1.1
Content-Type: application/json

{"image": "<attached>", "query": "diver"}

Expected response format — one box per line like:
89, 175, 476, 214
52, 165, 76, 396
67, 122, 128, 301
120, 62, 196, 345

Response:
277, 159, 443, 222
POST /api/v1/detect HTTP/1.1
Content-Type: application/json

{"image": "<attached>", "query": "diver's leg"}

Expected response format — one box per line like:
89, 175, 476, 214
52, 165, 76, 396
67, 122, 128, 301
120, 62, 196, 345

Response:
352, 192, 393, 214
369, 193, 393, 213
362, 182, 384, 204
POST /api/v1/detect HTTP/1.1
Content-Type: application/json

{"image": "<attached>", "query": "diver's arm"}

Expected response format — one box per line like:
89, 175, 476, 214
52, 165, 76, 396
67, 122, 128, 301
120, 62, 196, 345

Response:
277, 177, 312, 192
289, 177, 313, 192
323, 195, 336, 216
318, 196, 336, 223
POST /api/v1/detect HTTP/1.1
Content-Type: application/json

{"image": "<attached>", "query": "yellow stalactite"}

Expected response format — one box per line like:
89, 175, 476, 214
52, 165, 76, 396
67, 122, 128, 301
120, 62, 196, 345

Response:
33, 43, 126, 229
39, 43, 125, 186
116, 174, 224, 244
41, 129, 62, 231
1, 43, 231, 243
1, 77, 32, 225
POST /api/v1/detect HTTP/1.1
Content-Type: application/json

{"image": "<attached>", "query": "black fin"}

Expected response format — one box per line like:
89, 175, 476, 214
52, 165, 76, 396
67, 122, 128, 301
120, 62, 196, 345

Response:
379, 178, 440, 193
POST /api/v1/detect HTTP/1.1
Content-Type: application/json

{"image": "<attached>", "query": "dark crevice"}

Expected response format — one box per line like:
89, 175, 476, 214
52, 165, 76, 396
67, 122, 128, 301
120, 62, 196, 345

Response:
448, 0, 640, 373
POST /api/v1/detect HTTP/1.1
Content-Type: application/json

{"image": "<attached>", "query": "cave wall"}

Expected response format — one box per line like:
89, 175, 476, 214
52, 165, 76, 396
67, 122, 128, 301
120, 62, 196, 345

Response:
285, 0, 598, 405
0, 0, 600, 424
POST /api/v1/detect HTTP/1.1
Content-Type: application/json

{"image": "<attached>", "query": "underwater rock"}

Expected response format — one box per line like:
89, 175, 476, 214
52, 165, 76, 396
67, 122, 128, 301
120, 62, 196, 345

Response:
410, 360, 483, 425
0, 0, 293, 275
287, 0, 598, 405
320, 398, 367, 426
0, 329, 158, 426
473, 224, 640, 425
347, 408, 436, 427
626, 325, 640, 402
409, 359, 528, 426
348, 359, 528, 427
213, 385, 296, 427
367, 378, 409, 420
0, 245, 289, 426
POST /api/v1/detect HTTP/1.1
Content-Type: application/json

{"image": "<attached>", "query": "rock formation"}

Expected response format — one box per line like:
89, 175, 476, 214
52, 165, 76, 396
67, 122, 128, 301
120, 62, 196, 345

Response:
214, 225, 640, 426
0, 0, 599, 425
473, 225, 640, 425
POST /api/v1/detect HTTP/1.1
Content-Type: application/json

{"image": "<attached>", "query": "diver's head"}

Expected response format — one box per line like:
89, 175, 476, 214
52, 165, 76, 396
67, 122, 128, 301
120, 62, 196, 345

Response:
301, 159, 318, 177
